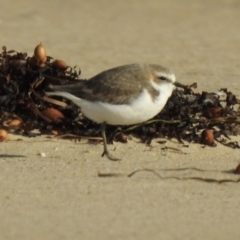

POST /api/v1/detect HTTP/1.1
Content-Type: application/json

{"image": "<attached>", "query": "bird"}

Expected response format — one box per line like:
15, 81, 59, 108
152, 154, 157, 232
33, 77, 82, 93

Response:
46, 63, 179, 161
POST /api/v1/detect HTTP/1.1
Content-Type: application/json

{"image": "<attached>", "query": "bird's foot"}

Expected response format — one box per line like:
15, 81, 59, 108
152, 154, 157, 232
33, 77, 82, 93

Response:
101, 150, 121, 161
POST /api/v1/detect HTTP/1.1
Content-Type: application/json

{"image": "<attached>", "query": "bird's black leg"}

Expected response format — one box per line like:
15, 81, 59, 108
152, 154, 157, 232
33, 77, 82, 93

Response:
100, 122, 121, 161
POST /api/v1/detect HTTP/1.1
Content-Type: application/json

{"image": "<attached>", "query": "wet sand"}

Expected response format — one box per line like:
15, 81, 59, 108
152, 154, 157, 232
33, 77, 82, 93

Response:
1, 0, 240, 239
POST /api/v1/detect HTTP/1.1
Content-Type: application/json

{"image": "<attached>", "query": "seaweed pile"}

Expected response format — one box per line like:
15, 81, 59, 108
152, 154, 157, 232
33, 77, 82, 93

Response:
0, 44, 240, 148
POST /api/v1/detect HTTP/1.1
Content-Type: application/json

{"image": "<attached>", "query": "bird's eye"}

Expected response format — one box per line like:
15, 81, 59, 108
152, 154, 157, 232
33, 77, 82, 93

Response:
158, 76, 168, 81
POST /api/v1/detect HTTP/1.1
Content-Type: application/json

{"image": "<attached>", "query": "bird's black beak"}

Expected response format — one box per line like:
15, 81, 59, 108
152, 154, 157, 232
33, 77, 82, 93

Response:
174, 81, 186, 88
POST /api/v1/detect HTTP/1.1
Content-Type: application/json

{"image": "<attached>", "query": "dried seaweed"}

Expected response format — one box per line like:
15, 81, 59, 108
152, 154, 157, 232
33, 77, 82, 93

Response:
1, 44, 240, 149
98, 163, 240, 183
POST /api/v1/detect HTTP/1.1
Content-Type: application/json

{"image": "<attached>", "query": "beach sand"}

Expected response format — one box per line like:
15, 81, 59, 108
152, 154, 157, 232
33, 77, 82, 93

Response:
1, 0, 240, 239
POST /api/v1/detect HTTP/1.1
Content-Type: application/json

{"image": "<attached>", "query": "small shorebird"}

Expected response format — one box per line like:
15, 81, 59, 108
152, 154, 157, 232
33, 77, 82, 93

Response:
46, 63, 179, 161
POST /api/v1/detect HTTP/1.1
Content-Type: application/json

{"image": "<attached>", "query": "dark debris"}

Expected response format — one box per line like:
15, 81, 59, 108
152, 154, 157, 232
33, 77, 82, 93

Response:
1, 45, 240, 149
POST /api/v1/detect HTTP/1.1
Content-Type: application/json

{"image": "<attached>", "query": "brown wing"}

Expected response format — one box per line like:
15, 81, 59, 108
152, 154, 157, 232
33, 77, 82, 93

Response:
50, 64, 145, 104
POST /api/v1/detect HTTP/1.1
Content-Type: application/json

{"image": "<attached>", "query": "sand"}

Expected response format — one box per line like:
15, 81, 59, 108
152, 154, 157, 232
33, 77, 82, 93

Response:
1, 0, 240, 239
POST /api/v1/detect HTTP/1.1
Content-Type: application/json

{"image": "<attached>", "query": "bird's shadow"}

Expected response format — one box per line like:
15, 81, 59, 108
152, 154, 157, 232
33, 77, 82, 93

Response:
0, 154, 26, 158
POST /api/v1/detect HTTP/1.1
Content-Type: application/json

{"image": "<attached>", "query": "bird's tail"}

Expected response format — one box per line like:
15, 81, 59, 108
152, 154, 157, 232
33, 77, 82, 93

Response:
46, 90, 81, 101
